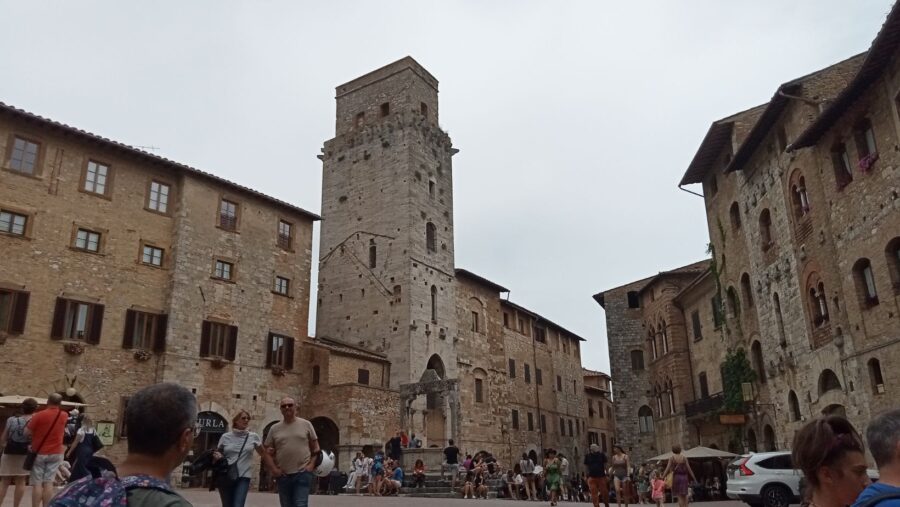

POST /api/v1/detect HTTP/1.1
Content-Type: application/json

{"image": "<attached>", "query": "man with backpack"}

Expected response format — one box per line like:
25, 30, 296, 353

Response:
853, 409, 900, 507
50, 383, 197, 506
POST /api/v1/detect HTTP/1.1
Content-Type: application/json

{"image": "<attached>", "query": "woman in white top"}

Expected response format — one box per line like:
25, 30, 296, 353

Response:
66, 415, 99, 483
213, 410, 264, 507
0, 398, 36, 507
352, 451, 371, 495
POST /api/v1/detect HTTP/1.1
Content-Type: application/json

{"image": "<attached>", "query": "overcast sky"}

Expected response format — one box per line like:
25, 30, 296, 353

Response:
1, 1, 892, 373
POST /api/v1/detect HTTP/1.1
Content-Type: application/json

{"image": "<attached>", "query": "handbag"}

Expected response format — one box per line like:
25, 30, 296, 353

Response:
24, 410, 63, 471
89, 431, 104, 453
4, 417, 29, 455
664, 472, 673, 489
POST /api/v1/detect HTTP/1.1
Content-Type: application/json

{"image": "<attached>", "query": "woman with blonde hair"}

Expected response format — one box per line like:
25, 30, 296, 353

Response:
66, 414, 101, 482
213, 410, 264, 507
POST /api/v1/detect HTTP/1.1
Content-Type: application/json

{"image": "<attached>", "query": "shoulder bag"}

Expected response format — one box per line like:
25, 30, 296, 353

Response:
24, 410, 63, 471
4, 417, 29, 455
219, 433, 251, 486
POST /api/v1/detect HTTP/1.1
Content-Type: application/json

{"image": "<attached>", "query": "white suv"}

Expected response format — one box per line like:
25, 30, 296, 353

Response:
726, 452, 801, 507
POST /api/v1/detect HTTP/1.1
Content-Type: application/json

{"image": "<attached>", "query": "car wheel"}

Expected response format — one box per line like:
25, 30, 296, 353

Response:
763, 485, 791, 507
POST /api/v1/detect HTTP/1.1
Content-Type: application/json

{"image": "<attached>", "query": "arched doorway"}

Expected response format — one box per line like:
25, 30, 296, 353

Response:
311, 417, 340, 469
746, 429, 758, 453
258, 421, 278, 491
763, 425, 776, 451
191, 411, 228, 488
424, 355, 447, 445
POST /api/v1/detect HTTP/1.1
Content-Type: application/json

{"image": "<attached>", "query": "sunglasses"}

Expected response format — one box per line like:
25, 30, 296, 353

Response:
280, 404, 294, 409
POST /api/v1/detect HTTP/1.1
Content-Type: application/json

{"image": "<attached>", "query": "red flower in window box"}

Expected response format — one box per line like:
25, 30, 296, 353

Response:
133, 349, 152, 362
63, 342, 85, 355
858, 152, 879, 173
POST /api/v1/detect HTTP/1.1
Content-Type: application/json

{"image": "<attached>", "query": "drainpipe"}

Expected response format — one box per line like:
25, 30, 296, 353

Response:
678, 185, 704, 199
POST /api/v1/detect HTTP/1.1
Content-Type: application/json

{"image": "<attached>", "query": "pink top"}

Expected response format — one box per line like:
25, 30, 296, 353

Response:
651, 478, 666, 498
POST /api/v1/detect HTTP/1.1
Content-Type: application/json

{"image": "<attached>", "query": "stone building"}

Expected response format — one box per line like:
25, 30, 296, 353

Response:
583, 369, 616, 453
314, 57, 598, 467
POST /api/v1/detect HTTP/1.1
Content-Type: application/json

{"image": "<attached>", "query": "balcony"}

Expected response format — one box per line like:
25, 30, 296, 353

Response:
685, 392, 725, 419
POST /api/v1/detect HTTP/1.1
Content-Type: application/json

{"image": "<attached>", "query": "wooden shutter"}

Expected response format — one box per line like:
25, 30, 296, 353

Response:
225, 325, 238, 361
285, 337, 295, 370
87, 304, 104, 345
199, 321, 211, 357
265, 333, 273, 368
51, 298, 67, 339
153, 314, 168, 353
122, 309, 136, 349
10, 291, 29, 335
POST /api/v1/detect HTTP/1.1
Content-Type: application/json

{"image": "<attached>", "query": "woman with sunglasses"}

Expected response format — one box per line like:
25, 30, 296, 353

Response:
213, 410, 264, 507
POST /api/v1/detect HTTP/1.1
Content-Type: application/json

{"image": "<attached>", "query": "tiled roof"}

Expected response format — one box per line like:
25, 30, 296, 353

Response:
501, 299, 587, 342
582, 368, 611, 378
455, 268, 510, 293
0, 101, 321, 221
678, 104, 767, 186
308, 336, 388, 363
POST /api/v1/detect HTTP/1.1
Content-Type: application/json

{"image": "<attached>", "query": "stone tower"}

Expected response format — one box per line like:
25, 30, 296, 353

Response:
316, 57, 459, 388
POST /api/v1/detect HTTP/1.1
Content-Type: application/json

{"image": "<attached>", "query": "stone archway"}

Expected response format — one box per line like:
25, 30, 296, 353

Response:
763, 425, 776, 451
311, 417, 341, 468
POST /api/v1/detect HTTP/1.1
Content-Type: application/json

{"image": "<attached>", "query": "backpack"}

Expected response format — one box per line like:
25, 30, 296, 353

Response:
49, 474, 173, 506
856, 492, 900, 507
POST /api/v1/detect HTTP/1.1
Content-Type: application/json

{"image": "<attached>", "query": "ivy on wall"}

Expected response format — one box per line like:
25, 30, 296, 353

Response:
721, 347, 757, 413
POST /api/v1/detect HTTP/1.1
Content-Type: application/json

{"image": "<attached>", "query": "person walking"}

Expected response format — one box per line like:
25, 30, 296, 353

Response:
65, 415, 100, 483
854, 409, 900, 507
791, 415, 868, 507
585, 444, 610, 507
0, 398, 37, 507
213, 410, 264, 507
25, 394, 67, 507
261, 397, 319, 507
559, 453, 571, 501
662, 446, 696, 507
520, 452, 537, 501
442, 439, 460, 487
611, 446, 632, 507
544, 449, 562, 506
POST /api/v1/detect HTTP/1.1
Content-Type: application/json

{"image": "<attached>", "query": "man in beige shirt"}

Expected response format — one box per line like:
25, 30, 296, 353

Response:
262, 397, 319, 507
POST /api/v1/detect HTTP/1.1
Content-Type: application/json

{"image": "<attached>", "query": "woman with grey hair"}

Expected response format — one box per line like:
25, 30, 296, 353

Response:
0, 398, 37, 507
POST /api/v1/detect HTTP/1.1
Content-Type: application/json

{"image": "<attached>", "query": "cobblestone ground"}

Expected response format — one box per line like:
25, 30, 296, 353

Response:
1, 489, 749, 507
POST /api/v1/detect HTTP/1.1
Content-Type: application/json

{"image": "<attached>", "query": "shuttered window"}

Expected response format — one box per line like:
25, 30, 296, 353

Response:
200, 321, 237, 360
51, 297, 103, 344
0, 289, 29, 334
121, 309, 167, 352
265, 332, 295, 370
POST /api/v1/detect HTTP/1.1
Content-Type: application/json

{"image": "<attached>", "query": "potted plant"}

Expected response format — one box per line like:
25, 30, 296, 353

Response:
64, 342, 85, 355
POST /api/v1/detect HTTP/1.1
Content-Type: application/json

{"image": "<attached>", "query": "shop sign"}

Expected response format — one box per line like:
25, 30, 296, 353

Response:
719, 413, 746, 425
197, 411, 227, 433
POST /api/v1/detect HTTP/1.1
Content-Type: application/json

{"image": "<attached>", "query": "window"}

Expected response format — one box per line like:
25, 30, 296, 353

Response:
471, 311, 479, 332
369, 239, 377, 268
711, 294, 724, 328
818, 369, 842, 395
420, 102, 428, 117
853, 259, 879, 307
527, 412, 534, 432
540, 414, 547, 433
649, 327, 658, 359
274, 276, 290, 296
141, 245, 164, 267
74, 228, 101, 253
660, 321, 669, 353
200, 321, 237, 360
380, 102, 390, 117
888, 237, 900, 293
7, 136, 40, 174
503, 312, 509, 327
122, 309, 166, 351
312, 365, 320, 385
759, 209, 773, 250
214, 260, 234, 281
773, 292, 787, 346
277, 220, 292, 250
534, 326, 546, 343
218, 199, 238, 231
630, 350, 644, 371
699, 372, 709, 398
808, 277, 830, 327
638, 405, 654, 433
758, 455, 793, 470
606, 406, 612, 420
518, 318, 526, 334
691, 310, 702, 341
559, 417, 565, 435
511, 409, 519, 429
589, 400, 595, 418
831, 143, 853, 188
355, 112, 365, 128
556, 375, 562, 391
788, 391, 801, 421
0, 289, 29, 335
430, 285, 437, 323
535, 368, 543, 385
740, 273, 754, 309
51, 298, 104, 344
726, 287, 740, 319
791, 177, 811, 218
266, 333, 294, 370
0, 210, 27, 236
667, 385, 675, 414
475, 378, 483, 402
147, 181, 170, 213
524, 364, 531, 384
627, 291, 640, 308
751, 340, 766, 384
357, 368, 370, 385
729, 202, 741, 229
426, 222, 436, 252
869, 358, 885, 394
853, 118, 877, 160
508, 358, 516, 378
429, 181, 435, 198
83, 160, 110, 196
568, 419, 574, 436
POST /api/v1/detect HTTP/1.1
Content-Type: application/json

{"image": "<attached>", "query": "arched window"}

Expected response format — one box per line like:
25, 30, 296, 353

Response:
648, 327, 658, 360
654, 384, 663, 416
886, 237, 900, 293
666, 379, 676, 414
730, 202, 741, 229
426, 222, 436, 252
698, 372, 709, 399
869, 358, 885, 394
751, 340, 766, 384
759, 209, 773, 250
818, 369, 842, 395
726, 287, 740, 319
430, 285, 437, 323
638, 406, 654, 434
854, 118, 878, 160
630, 350, 645, 371
747, 428, 758, 452
790, 171, 811, 219
660, 321, 669, 354
764, 425, 776, 452
773, 292, 786, 347
807, 274, 830, 327
788, 391, 801, 422
368, 239, 377, 269
312, 365, 321, 385
473, 368, 488, 403
740, 273, 754, 309
853, 258, 879, 307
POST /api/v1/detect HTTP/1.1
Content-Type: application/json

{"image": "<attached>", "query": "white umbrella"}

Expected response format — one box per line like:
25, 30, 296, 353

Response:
0, 395, 86, 408
649, 451, 674, 462
683, 446, 737, 459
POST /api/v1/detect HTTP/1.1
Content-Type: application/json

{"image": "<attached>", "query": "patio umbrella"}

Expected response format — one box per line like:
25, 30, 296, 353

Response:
649, 451, 673, 462
683, 446, 737, 459
0, 395, 87, 408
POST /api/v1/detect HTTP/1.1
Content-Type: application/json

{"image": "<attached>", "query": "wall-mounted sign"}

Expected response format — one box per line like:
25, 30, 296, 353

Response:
197, 411, 228, 433
96, 421, 116, 446
719, 414, 746, 425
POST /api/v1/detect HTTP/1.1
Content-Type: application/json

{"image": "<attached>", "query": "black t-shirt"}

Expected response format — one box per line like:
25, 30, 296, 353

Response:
388, 437, 402, 457
444, 445, 460, 464
584, 451, 608, 478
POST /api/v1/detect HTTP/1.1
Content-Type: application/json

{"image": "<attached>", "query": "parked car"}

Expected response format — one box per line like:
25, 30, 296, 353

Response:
726, 452, 800, 507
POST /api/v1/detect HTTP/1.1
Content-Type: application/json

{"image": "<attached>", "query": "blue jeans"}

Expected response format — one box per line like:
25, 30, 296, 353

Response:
276, 471, 313, 507
218, 477, 251, 507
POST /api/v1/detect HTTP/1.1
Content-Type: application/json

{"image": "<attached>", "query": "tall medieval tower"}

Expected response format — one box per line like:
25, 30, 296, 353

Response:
316, 57, 459, 389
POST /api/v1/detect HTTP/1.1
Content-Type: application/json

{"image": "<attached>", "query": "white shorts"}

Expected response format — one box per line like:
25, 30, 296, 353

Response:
30, 454, 64, 484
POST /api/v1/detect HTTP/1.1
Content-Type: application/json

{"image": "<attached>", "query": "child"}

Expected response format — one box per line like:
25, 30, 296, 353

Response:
651, 471, 666, 507
638, 468, 650, 504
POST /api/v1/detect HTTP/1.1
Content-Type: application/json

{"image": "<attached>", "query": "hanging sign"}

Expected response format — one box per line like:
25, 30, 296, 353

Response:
196, 411, 228, 433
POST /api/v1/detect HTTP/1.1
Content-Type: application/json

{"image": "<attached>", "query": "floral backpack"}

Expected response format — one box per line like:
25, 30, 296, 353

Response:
50, 474, 173, 506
